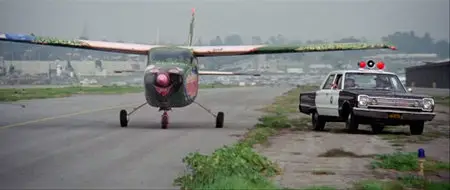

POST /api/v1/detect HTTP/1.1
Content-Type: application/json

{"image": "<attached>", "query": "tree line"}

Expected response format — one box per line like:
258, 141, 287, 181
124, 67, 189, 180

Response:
1, 30, 448, 65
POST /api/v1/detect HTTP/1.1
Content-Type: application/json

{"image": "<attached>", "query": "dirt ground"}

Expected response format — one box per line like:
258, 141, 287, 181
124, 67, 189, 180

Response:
257, 105, 450, 189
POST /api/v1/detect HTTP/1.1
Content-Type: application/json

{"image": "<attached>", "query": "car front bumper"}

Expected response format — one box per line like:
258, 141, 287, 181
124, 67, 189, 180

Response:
353, 107, 435, 121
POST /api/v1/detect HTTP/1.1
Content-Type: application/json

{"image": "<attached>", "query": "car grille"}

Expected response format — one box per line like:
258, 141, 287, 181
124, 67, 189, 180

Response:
368, 97, 423, 112
367, 106, 423, 112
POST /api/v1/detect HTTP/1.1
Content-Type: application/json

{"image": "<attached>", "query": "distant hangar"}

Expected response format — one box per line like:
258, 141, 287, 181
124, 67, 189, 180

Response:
405, 59, 450, 89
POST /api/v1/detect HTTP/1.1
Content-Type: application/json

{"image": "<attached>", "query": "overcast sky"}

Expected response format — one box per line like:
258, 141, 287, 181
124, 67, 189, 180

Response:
0, 0, 448, 44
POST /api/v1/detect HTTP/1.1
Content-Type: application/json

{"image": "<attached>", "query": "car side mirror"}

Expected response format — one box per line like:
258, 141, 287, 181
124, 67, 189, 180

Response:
407, 88, 413, 93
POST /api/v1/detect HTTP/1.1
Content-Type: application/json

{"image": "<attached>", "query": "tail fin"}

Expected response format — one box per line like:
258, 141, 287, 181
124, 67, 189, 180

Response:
187, 8, 195, 46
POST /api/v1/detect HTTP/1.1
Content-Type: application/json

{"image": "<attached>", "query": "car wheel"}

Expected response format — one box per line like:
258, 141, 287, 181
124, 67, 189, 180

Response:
311, 111, 326, 131
346, 111, 359, 134
410, 121, 424, 135
371, 124, 384, 134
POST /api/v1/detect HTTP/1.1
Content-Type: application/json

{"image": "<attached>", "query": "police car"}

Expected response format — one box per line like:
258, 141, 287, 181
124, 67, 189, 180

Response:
298, 60, 436, 135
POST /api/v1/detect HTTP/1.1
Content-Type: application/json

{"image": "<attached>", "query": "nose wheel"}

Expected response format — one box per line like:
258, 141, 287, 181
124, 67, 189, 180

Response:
161, 111, 169, 129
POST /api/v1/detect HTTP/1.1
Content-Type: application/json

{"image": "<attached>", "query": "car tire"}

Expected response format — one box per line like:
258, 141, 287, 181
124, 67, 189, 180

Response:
346, 111, 359, 134
311, 111, 326, 131
409, 122, 424, 135
371, 124, 384, 134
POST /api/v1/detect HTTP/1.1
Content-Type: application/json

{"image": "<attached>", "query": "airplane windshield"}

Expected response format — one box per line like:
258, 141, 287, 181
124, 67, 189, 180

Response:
149, 50, 192, 63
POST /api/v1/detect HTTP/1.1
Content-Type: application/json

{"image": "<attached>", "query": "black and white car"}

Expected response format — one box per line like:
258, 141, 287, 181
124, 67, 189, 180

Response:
299, 60, 436, 135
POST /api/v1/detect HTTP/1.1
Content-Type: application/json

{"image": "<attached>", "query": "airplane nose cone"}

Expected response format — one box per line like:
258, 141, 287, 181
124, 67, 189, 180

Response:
156, 73, 170, 87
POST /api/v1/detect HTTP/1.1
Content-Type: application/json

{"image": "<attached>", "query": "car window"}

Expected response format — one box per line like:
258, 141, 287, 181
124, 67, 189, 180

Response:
335, 74, 343, 89
344, 72, 406, 92
322, 74, 335, 89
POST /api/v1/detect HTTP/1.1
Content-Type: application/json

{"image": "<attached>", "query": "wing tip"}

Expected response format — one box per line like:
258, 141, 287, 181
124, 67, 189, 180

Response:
390, 46, 397, 50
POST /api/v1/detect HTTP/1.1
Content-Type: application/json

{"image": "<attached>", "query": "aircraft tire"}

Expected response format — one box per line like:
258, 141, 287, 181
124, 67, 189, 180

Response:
215, 112, 224, 128
161, 115, 168, 129
120, 109, 128, 127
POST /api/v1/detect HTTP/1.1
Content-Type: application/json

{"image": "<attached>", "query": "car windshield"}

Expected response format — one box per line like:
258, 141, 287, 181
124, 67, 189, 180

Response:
344, 72, 406, 93
149, 49, 192, 63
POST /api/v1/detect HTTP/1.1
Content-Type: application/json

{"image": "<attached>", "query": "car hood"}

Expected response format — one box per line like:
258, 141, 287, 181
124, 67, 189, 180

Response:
344, 89, 431, 99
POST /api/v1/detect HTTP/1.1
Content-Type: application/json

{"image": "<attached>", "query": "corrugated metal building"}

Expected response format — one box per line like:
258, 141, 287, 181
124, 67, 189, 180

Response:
405, 59, 450, 89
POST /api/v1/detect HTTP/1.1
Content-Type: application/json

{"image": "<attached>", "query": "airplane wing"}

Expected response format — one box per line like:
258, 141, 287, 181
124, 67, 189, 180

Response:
188, 43, 396, 57
0, 33, 157, 55
1, 33, 396, 57
198, 71, 260, 76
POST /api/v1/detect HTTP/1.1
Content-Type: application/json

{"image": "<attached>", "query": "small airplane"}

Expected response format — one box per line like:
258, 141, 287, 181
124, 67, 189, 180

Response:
0, 8, 397, 129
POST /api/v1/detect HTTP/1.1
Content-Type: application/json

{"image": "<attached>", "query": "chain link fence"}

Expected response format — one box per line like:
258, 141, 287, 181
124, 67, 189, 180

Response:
0, 59, 146, 88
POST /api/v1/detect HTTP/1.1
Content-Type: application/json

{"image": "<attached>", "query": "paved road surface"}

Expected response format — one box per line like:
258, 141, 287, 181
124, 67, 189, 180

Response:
0, 86, 290, 189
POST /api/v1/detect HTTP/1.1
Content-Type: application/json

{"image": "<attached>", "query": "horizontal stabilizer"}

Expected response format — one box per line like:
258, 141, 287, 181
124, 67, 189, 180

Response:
198, 71, 261, 76
113, 70, 140, 73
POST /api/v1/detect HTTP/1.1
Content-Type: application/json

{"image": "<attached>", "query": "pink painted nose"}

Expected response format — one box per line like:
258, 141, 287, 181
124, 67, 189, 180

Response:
156, 73, 170, 87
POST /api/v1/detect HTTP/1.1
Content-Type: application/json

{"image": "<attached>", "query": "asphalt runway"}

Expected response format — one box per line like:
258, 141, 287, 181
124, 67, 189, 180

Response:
0, 86, 290, 189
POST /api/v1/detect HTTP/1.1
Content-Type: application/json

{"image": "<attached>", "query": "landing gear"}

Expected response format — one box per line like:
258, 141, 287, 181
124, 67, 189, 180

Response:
119, 102, 147, 128
216, 112, 224, 128
193, 101, 225, 128
120, 109, 128, 127
118, 101, 225, 129
161, 111, 169, 129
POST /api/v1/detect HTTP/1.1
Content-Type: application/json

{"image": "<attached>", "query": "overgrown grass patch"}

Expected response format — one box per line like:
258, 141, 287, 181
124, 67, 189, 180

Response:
398, 174, 450, 190
371, 152, 450, 172
353, 180, 405, 190
173, 143, 282, 190
173, 113, 294, 189
0, 85, 144, 101
174, 87, 311, 190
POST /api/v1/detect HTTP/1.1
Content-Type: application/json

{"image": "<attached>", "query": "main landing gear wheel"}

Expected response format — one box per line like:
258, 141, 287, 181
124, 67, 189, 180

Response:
215, 112, 224, 128
161, 111, 169, 129
120, 109, 128, 127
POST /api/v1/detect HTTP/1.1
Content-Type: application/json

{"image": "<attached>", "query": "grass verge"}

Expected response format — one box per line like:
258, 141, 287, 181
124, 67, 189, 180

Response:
0, 85, 144, 101
0, 84, 241, 102
363, 151, 450, 190
173, 86, 450, 190
173, 87, 312, 190
258, 85, 318, 114
371, 152, 450, 172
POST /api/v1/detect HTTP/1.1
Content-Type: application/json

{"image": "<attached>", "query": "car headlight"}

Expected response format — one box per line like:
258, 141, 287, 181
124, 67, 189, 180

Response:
358, 95, 370, 107
370, 98, 378, 105
422, 98, 434, 110
413, 100, 420, 107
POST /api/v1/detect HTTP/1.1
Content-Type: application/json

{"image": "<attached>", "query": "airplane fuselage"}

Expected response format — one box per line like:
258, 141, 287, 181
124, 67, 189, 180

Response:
143, 47, 199, 110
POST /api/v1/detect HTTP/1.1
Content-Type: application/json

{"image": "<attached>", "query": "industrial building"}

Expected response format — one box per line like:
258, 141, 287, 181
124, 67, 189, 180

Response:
405, 59, 450, 89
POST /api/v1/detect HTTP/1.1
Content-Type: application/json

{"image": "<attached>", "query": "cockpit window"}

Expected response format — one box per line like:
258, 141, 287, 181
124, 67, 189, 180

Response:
344, 72, 406, 92
149, 50, 192, 63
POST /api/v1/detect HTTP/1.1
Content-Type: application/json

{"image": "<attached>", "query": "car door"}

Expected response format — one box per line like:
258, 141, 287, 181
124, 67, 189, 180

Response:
316, 74, 335, 116
327, 73, 343, 117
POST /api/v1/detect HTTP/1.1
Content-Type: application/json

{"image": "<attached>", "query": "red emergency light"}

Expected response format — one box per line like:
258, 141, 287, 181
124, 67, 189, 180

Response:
358, 60, 385, 70
376, 61, 385, 70
359, 61, 366, 68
